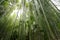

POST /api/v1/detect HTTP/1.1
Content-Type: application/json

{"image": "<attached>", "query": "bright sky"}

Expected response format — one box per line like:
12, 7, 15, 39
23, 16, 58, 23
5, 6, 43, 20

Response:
51, 0, 60, 10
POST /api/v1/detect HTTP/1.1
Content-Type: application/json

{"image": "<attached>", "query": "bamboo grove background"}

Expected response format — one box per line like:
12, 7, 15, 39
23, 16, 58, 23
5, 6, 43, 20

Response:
0, 0, 60, 40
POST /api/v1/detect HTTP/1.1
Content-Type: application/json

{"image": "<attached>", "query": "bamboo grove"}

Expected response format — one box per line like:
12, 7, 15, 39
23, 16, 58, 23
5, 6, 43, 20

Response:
0, 0, 60, 40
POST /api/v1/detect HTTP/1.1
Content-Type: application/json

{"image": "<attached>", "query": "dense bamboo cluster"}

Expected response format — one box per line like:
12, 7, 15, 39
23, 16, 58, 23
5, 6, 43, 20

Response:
0, 0, 60, 40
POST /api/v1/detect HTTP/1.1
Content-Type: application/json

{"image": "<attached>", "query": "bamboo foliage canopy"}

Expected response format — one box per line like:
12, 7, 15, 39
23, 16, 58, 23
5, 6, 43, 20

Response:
0, 0, 60, 40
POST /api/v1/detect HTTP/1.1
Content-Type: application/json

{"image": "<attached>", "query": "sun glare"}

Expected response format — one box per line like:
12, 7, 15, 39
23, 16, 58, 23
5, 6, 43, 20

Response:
10, 6, 23, 19
10, 0, 31, 19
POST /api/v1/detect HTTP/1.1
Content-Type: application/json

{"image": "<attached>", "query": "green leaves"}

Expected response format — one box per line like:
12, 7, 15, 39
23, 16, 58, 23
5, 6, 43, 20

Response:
0, 0, 60, 40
